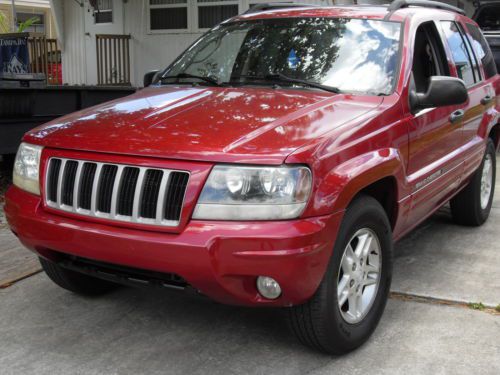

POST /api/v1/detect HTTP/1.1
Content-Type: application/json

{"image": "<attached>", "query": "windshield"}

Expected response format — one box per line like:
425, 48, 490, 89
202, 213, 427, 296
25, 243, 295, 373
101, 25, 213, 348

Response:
475, 5, 500, 30
162, 17, 402, 95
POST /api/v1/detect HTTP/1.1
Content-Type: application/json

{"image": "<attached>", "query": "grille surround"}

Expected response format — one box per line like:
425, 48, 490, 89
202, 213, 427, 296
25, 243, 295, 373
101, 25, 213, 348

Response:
44, 158, 190, 227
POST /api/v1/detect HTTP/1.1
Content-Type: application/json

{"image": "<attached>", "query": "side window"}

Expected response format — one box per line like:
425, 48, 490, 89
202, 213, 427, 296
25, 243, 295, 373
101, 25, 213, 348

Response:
466, 23, 498, 79
456, 22, 482, 82
440, 21, 476, 86
412, 22, 450, 93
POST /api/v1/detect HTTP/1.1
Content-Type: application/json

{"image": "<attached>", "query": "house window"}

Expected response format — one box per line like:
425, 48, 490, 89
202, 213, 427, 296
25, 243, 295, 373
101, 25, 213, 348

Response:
197, 0, 239, 29
16, 12, 45, 34
94, 0, 113, 24
150, 0, 189, 31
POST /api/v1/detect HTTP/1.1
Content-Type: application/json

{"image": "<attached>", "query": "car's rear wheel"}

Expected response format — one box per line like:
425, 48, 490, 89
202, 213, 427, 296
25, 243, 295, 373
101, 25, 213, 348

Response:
40, 257, 118, 296
451, 139, 496, 226
287, 195, 393, 354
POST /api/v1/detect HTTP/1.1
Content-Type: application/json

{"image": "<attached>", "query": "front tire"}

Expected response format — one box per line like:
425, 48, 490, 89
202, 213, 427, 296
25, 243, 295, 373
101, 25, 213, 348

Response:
40, 257, 118, 296
287, 195, 393, 354
450, 139, 496, 226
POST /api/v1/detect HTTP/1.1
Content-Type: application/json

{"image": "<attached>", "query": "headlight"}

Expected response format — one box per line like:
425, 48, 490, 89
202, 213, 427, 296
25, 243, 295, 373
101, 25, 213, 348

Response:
13, 142, 43, 195
193, 165, 312, 220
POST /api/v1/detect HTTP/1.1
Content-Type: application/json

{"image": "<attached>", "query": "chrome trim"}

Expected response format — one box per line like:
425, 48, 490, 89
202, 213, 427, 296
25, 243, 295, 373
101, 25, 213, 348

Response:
44, 157, 190, 227
72, 161, 83, 208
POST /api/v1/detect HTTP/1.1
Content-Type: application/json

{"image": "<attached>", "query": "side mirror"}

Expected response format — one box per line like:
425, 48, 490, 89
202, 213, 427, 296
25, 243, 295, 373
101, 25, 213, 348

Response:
410, 76, 468, 112
143, 70, 160, 87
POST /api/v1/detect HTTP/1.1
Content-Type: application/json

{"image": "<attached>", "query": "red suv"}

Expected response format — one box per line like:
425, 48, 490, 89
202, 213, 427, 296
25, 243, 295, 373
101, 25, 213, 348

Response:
5, 0, 499, 354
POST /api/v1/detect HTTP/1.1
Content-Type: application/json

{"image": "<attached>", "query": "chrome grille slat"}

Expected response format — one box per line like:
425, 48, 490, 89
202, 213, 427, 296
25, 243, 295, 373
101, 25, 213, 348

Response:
56, 159, 67, 206
132, 168, 147, 221
45, 158, 189, 227
72, 161, 84, 209
156, 171, 171, 225
90, 163, 103, 215
110, 165, 125, 218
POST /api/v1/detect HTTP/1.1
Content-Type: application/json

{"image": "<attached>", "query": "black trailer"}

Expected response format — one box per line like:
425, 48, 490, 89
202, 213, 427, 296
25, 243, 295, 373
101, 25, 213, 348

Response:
0, 85, 136, 155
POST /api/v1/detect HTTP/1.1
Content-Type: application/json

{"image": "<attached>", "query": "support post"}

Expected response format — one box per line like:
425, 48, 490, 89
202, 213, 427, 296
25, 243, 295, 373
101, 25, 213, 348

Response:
10, 0, 17, 32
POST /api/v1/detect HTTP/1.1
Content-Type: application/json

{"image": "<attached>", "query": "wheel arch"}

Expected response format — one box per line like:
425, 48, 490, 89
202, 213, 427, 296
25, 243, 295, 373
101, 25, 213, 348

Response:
353, 176, 399, 230
307, 148, 405, 230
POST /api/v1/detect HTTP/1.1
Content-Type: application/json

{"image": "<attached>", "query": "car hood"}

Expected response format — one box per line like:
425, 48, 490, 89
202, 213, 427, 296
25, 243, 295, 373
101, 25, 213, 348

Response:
25, 85, 383, 164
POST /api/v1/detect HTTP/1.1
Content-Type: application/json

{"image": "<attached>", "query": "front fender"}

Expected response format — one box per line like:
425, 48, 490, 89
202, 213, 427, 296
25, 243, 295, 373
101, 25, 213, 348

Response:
304, 148, 407, 217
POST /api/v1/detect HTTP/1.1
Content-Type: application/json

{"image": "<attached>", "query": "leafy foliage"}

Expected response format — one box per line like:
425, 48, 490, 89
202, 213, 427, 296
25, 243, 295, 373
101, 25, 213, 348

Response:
467, 302, 486, 311
17, 16, 40, 32
0, 11, 40, 33
0, 10, 10, 33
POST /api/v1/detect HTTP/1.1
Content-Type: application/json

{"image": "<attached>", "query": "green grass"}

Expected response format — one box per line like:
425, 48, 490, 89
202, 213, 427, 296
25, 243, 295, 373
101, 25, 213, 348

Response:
495, 304, 500, 313
468, 302, 486, 311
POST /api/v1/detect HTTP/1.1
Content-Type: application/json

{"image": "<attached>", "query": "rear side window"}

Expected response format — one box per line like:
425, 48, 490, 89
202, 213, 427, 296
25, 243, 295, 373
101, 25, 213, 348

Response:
440, 21, 477, 86
466, 23, 498, 79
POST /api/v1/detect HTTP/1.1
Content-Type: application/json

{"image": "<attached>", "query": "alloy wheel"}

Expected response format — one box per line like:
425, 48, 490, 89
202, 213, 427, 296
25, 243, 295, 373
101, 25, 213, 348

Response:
337, 228, 381, 324
480, 153, 493, 210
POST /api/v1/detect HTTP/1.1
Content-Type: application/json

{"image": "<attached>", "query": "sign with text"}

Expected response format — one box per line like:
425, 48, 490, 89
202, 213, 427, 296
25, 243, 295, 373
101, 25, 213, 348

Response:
0, 34, 30, 74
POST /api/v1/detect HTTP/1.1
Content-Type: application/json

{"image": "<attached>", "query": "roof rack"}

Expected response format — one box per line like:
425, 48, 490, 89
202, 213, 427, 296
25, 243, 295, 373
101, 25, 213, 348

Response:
243, 2, 320, 14
387, 0, 466, 15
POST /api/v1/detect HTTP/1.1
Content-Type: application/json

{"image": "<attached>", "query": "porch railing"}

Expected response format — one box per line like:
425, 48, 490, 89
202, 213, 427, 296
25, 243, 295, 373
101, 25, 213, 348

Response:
96, 34, 131, 86
28, 35, 62, 85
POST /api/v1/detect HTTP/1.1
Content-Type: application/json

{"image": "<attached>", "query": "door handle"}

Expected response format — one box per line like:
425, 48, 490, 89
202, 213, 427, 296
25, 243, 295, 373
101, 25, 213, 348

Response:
481, 95, 493, 105
449, 109, 465, 124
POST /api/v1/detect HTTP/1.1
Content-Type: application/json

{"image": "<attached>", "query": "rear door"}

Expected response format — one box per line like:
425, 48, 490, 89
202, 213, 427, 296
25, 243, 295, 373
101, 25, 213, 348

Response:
439, 19, 494, 181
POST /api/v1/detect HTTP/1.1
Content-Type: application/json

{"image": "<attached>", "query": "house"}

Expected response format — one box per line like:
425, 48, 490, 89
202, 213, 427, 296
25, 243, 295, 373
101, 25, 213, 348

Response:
49, 0, 477, 87
0, 0, 56, 37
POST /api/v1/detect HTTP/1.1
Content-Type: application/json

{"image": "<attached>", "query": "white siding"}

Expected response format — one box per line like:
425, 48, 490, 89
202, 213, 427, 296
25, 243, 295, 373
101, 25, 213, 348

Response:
124, 0, 201, 87
61, 0, 86, 84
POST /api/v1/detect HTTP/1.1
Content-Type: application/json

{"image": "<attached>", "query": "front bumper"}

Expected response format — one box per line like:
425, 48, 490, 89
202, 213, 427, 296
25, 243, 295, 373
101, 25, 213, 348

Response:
5, 186, 343, 306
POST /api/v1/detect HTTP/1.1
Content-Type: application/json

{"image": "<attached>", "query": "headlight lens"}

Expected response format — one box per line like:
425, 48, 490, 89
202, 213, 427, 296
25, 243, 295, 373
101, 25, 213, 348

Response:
13, 142, 43, 195
193, 165, 312, 220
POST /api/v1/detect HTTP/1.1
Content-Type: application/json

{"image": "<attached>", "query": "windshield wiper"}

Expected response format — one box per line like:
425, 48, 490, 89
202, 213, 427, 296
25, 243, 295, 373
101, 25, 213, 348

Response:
161, 73, 222, 87
230, 73, 341, 94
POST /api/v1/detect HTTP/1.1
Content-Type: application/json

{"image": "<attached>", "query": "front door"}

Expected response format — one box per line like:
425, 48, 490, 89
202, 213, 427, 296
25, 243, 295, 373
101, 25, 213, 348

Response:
406, 21, 464, 223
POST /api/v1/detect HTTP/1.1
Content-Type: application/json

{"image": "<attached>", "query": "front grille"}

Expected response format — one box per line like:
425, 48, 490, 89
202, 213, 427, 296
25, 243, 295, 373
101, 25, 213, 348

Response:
45, 158, 190, 227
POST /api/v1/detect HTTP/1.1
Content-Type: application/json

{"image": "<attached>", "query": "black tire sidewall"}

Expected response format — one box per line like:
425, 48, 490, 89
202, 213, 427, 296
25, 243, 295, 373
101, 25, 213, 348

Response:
319, 197, 393, 351
476, 140, 496, 222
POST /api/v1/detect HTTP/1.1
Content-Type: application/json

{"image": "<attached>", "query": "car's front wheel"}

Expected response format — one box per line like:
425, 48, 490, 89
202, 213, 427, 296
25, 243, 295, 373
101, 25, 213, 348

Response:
287, 195, 393, 354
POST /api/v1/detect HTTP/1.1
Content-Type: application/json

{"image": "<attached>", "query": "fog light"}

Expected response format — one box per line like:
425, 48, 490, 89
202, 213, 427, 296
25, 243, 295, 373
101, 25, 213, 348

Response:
256, 276, 282, 299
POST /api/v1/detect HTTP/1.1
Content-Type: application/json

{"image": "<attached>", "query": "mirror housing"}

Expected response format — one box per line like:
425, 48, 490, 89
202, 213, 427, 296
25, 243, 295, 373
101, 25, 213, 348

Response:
410, 76, 468, 112
144, 70, 160, 87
